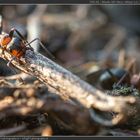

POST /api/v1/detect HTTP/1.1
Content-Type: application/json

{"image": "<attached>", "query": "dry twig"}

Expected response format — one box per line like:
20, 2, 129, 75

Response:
1, 48, 140, 127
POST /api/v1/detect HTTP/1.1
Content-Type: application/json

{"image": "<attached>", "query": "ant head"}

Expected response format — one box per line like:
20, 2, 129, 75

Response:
0, 34, 12, 47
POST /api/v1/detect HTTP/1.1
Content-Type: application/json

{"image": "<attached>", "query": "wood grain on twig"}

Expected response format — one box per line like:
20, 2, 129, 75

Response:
1, 48, 140, 126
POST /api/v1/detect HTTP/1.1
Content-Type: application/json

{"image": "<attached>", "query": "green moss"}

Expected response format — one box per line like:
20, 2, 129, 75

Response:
108, 84, 140, 97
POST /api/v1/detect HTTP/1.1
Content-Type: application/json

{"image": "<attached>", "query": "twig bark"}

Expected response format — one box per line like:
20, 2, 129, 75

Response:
1, 48, 140, 126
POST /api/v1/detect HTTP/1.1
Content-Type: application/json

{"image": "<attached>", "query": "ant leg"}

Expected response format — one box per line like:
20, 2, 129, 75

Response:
1, 49, 4, 55
7, 56, 16, 67
7, 57, 24, 84
2, 50, 8, 60
2, 50, 4, 55
26, 38, 55, 60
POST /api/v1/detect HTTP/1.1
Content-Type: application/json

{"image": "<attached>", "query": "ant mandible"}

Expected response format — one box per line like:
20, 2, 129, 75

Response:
0, 17, 54, 67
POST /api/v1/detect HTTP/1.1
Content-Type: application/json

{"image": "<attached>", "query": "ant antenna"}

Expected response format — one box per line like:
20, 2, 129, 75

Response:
115, 71, 128, 86
26, 38, 56, 61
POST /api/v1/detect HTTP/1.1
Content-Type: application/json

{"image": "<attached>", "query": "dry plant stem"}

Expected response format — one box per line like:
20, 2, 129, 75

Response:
118, 49, 125, 68
27, 5, 47, 52
75, 5, 90, 19
43, 13, 107, 30
108, 129, 137, 136
104, 25, 126, 53
0, 98, 99, 134
0, 125, 26, 136
0, 49, 139, 124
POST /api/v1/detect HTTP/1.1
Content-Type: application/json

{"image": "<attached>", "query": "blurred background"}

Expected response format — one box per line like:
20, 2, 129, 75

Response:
1, 5, 140, 89
1, 5, 140, 136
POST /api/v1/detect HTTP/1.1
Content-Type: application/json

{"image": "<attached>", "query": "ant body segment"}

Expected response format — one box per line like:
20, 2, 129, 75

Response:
0, 16, 54, 83
0, 28, 54, 66
0, 28, 33, 66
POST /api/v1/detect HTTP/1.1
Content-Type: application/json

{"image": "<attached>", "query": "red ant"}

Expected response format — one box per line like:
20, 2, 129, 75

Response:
0, 16, 54, 83
0, 17, 54, 67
